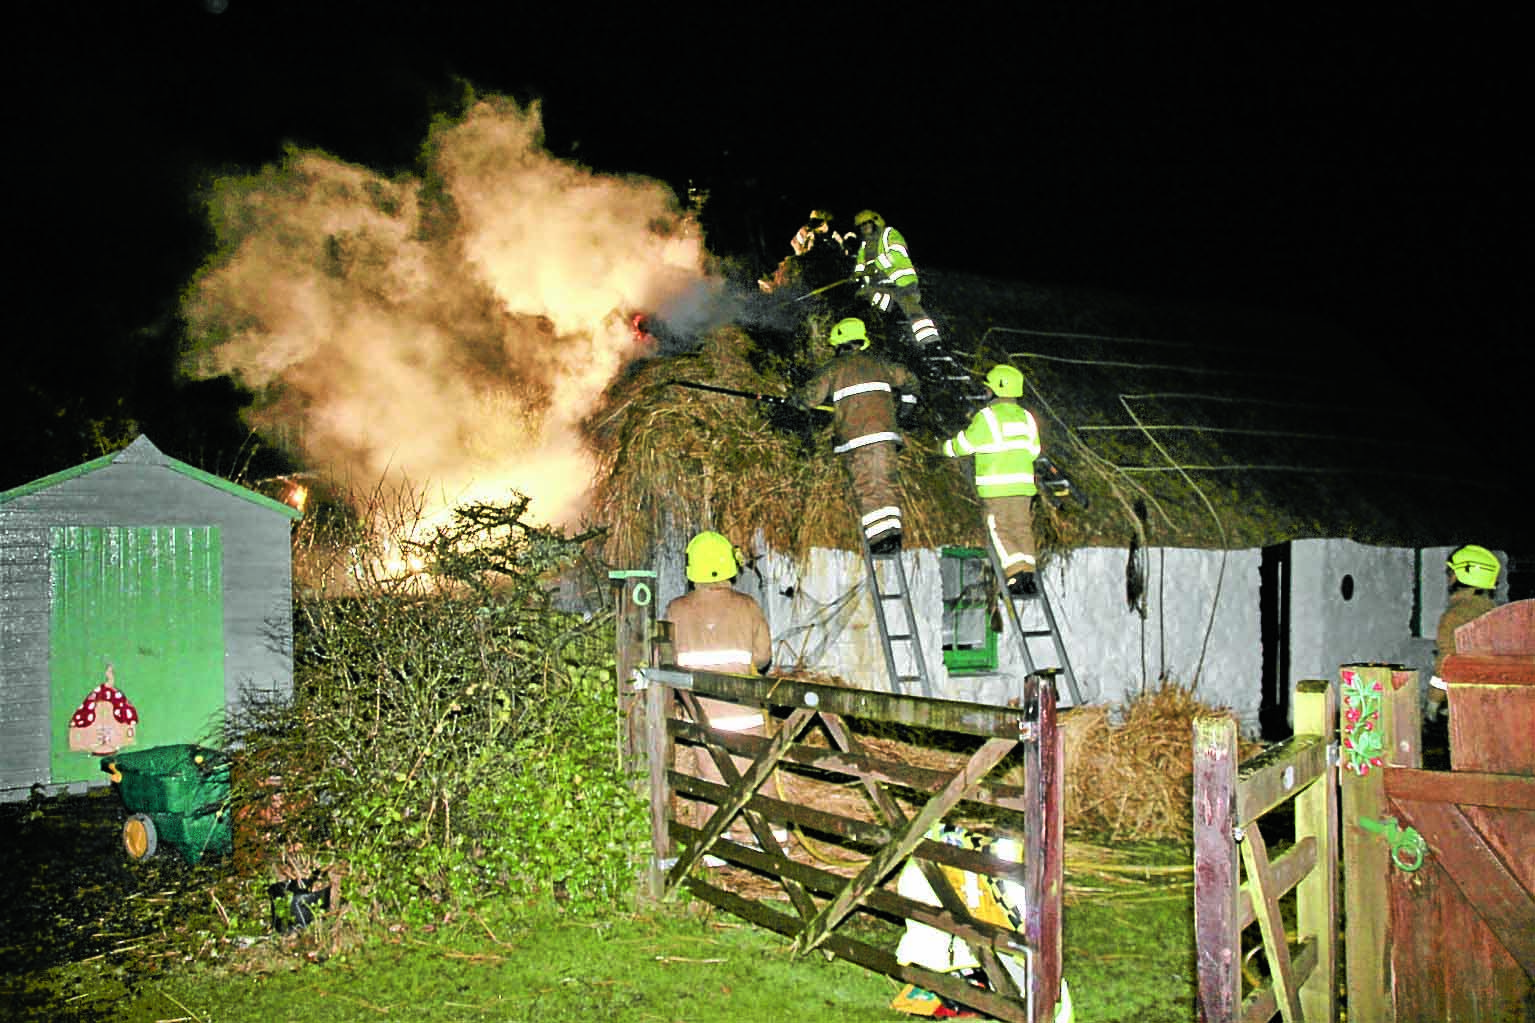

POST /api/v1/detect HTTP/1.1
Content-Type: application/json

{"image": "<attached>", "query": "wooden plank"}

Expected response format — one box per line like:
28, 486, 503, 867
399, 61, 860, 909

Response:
610, 570, 656, 775
1439, 654, 1535, 686
670, 717, 1032, 811
665, 667, 1035, 738
1235, 733, 1327, 825
1239, 826, 1303, 1022
1453, 598, 1535, 655
1291, 679, 1338, 1023
1387, 854, 1446, 1023
1238, 940, 1317, 1023
1385, 767, 1535, 810
1338, 664, 1407, 1023
793, 737, 1018, 955
1193, 714, 1240, 1023
644, 670, 672, 901
1391, 796, 1535, 976
1034, 674, 1063, 1022
1447, 683, 1535, 775
1236, 837, 1316, 932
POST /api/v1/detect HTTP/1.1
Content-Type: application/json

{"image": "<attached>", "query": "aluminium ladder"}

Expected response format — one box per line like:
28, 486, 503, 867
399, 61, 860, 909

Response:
983, 540, 1083, 707
859, 537, 935, 698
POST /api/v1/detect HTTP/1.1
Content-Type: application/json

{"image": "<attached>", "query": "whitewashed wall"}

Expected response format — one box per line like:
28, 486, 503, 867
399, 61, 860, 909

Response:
653, 538, 1502, 735
742, 545, 1263, 729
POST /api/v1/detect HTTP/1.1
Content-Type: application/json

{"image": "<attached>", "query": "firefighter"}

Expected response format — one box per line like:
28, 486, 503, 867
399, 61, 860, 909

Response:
1428, 544, 1501, 716
791, 209, 842, 256
797, 317, 919, 554
943, 363, 1042, 596
852, 210, 939, 347
853, 209, 984, 424
665, 530, 773, 718
663, 531, 781, 853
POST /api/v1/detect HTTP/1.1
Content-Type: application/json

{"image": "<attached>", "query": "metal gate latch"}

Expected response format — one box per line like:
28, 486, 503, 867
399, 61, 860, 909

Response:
1358, 815, 1427, 872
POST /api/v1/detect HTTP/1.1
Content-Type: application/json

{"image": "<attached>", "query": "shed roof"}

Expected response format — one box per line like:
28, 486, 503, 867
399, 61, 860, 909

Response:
0, 435, 302, 519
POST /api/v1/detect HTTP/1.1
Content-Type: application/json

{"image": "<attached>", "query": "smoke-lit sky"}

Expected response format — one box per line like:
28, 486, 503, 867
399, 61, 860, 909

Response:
6, 3, 1527, 509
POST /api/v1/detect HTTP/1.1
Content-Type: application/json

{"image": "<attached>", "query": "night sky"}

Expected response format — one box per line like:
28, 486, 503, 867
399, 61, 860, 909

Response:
7, 2, 1527, 493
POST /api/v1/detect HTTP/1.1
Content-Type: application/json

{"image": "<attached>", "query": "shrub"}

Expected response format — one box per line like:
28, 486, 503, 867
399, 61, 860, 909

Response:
231, 493, 648, 922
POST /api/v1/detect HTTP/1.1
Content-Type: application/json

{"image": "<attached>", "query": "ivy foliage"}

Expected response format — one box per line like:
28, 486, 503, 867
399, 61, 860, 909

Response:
232, 495, 647, 921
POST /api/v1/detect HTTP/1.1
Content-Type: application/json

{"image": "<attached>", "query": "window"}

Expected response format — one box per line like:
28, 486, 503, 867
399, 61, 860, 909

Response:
941, 546, 998, 673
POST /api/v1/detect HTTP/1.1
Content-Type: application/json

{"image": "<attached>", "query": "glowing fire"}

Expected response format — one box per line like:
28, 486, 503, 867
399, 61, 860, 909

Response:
183, 97, 718, 540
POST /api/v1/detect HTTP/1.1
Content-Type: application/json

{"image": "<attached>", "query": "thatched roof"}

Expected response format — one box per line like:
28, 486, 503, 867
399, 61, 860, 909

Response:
585, 326, 986, 566
584, 267, 1525, 565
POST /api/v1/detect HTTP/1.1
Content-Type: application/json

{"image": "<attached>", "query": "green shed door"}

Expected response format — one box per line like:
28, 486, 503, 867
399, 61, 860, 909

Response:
49, 526, 224, 784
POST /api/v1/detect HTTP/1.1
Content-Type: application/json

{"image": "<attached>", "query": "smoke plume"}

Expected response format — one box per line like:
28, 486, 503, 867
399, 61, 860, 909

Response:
183, 96, 714, 529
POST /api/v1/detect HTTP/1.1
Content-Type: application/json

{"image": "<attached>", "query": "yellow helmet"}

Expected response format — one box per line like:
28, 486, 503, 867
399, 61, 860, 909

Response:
985, 364, 1025, 397
1447, 544, 1499, 589
686, 531, 739, 583
828, 317, 870, 350
808, 209, 834, 224
854, 209, 885, 231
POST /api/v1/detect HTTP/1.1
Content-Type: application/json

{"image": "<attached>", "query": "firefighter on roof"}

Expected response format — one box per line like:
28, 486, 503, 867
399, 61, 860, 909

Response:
943, 363, 1043, 595
797, 317, 919, 554
852, 209, 940, 348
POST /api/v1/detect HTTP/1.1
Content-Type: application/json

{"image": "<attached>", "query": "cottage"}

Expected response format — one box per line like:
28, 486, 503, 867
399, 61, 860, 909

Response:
0, 436, 300, 800
587, 303, 1521, 738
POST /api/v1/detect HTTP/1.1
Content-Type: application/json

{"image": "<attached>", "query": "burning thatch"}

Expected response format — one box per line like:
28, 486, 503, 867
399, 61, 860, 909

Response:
584, 325, 987, 565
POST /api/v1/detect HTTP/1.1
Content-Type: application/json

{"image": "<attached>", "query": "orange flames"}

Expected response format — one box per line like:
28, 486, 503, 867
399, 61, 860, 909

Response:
183, 97, 714, 539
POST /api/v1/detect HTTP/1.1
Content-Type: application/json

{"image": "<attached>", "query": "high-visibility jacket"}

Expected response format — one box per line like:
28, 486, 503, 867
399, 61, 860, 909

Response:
942, 399, 1041, 498
854, 226, 918, 289
799, 350, 919, 454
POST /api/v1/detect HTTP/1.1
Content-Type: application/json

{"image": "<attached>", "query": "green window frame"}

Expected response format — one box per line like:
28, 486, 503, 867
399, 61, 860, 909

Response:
941, 545, 998, 673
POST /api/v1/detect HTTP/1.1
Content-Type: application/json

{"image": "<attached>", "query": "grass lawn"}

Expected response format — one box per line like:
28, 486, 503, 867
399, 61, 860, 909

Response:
19, 840, 1197, 1023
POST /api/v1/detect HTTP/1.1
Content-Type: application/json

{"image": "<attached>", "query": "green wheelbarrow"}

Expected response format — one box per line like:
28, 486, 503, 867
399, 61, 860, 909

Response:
100, 744, 233, 865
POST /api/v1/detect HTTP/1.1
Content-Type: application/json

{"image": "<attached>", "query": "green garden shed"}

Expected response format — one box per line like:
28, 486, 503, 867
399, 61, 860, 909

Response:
0, 435, 301, 800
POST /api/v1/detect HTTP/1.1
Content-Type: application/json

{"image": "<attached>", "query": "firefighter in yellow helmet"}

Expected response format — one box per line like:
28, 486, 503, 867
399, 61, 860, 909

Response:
853, 209, 987, 424
852, 209, 941, 347
943, 363, 1042, 596
796, 317, 920, 554
662, 532, 778, 853
1428, 543, 1501, 717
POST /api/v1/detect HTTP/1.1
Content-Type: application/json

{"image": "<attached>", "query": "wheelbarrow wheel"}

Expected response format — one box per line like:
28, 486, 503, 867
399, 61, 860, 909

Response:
123, 813, 158, 860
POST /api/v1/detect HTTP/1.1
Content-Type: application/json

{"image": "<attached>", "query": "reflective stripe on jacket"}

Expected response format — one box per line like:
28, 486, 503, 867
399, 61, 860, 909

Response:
854, 226, 918, 288
799, 350, 919, 453
665, 584, 772, 676
943, 401, 1041, 497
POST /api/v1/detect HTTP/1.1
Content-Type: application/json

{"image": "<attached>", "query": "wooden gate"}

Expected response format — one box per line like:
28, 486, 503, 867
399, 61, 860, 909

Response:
612, 568, 1065, 1023
1339, 604, 1535, 1022
1193, 679, 1339, 1022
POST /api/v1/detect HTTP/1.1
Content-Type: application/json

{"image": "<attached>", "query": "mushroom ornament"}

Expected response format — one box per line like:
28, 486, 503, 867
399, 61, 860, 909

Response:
67, 665, 140, 755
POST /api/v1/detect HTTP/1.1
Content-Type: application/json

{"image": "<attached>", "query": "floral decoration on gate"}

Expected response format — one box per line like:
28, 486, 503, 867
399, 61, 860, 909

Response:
1340, 668, 1384, 776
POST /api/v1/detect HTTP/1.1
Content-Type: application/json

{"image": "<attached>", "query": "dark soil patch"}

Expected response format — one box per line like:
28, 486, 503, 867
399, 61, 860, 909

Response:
0, 786, 226, 1019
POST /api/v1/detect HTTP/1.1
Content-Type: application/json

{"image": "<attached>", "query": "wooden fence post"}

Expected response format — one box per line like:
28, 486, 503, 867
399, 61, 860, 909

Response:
1338, 664, 1418, 1023
609, 570, 656, 779
1292, 679, 1338, 1022
1193, 713, 1240, 1021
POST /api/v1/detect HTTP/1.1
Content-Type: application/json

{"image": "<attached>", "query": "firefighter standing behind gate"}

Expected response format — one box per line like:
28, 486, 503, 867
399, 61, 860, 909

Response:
663, 531, 779, 850
943, 363, 1043, 596
796, 317, 920, 555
